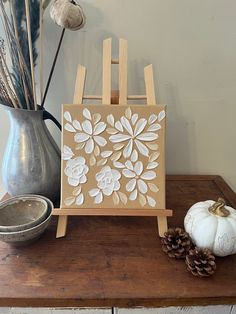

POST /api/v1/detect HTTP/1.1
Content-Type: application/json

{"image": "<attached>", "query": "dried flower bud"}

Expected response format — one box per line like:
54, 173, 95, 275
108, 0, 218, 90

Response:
50, 0, 86, 31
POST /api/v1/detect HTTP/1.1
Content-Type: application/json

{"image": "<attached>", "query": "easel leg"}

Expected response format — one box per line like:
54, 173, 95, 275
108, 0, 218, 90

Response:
56, 215, 68, 238
157, 216, 168, 237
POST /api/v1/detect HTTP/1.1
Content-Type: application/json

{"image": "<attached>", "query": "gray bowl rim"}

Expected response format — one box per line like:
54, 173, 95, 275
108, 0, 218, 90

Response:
0, 195, 53, 236
0, 195, 48, 231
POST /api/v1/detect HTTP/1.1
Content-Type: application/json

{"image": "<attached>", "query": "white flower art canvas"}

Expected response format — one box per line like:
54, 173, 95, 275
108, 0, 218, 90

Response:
61, 104, 166, 210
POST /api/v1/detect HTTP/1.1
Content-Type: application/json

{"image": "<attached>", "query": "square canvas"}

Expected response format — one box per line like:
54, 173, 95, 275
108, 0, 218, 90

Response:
61, 104, 166, 210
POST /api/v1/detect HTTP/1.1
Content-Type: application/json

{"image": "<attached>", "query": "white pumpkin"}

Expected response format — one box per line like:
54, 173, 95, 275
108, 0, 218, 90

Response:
184, 198, 236, 257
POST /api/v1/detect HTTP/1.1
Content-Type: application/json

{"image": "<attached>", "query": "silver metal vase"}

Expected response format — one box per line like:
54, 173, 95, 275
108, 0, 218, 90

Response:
1, 106, 61, 204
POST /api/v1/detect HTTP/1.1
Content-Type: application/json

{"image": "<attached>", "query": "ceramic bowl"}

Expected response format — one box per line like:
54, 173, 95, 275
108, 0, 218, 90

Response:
0, 195, 48, 232
0, 196, 53, 246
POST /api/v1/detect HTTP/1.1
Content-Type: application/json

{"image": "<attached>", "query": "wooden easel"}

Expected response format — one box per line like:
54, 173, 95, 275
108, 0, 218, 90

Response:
53, 38, 172, 238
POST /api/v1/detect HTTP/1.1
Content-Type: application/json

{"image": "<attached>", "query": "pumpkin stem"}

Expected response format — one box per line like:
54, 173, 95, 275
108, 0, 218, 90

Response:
209, 198, 230, 217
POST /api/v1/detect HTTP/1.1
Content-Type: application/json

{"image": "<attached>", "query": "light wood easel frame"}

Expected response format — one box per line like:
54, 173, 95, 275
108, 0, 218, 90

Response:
53, 38, 172, 238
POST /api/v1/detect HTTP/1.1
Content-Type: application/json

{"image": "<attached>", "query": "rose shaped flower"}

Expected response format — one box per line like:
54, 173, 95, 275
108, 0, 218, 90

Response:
89, 166, 121, 204
96, 166, 121, 196
64, 157, 88, 186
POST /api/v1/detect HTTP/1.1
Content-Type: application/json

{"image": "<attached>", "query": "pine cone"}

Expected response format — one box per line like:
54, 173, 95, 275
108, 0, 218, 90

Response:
186, 248, 216, 277
161, 227, 193, 259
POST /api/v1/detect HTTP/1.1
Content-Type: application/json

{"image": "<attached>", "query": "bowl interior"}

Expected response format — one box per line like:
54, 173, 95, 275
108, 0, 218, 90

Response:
0, 197, 48, 228
0, 202, 53, 246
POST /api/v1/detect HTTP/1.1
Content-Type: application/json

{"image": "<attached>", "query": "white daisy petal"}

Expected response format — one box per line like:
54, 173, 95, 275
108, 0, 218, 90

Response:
134, 118, 147, 136
158, 110, 166, 122
147, 124, 161, 132
121, 116, 133, 136
125, 160, 134, 171
147, 196, 156, 207
134, 161, 143, 176
125, 107, 132, 119
131, 113, 138, 125
83, 108, 92, 120
129, 189, 138, 201
109, 134, 131, 143
93, 113, 101, 124
76, 193, 84, 205
64, 197, 75, 206
126, 179, 136, 192
122, 169, 136, 178
101, 151, 113, 158
113, 161, 125, 168
94, 192, 103, 204
82, 120, 93, 135
85, 138, 94, 154
149, 152, 160, 162
148, 114, 158, 125
147, 162, 159, 169
89, 188, 100, 197
63, 145, 72, 154
136, 132, 158, 141
134, 139, 149, 157
93, 122, 106, 135
137, 179, 148, 194
94, 136, 107, 147
107, 114, 115, 126
73, 120, 82, 130
131, 149, 138, 162
123, 139, 133, 158
112, 169, 121, 180
64, 111, 72, 122
115, 121, 124, 132
74, 133, 90, 143
141, 171, 156, 180
65, 123, 76, 132
62, 145, 74, 160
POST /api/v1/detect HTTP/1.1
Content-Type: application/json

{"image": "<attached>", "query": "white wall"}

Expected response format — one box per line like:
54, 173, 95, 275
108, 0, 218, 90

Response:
1, 0, 236, 196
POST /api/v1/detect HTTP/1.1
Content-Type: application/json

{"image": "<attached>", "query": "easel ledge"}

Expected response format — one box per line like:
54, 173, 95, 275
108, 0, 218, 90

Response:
52, 208, 173, 217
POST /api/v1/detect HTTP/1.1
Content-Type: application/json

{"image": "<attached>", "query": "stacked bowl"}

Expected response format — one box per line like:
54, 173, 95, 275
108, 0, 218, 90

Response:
0, 195, 53, 246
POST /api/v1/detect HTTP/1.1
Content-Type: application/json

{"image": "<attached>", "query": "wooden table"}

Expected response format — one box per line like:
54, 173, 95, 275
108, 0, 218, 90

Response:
0, 175, 236, 309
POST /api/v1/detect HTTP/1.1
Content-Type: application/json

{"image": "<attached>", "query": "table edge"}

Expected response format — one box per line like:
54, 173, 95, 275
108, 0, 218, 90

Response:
0, 296, 236, 308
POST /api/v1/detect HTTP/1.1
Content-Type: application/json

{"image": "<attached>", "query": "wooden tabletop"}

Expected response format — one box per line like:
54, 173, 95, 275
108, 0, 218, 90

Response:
0, 175, 236, 308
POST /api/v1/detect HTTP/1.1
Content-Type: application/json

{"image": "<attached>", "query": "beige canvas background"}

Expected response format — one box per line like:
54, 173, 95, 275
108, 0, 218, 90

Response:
61, 104, 166, 209
0, 0, 236, 198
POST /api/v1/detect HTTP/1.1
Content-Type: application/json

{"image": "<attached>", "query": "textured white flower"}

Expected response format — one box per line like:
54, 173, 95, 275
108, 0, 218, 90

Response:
64, 157, 89, 187
62, 145, 74, 160
89, 166, 121, 204
120, 154, 157, 207
74, 108, 107, 154
109, 108, 162, 158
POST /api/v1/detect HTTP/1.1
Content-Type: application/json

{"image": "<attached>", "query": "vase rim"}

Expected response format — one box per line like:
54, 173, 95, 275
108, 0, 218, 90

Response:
0, 104, 44, 112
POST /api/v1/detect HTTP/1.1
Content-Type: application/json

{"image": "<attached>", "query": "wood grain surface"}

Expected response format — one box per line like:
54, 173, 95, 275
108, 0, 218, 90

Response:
0, 175, 236, 308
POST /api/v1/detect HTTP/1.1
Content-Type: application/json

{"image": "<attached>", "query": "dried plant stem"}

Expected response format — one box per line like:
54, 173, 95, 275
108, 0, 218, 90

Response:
25, 0, 37, 110
10, 3, 31, 110
42, 28, 65, 107
0, 50, 23, 109
0, 0, 34, 108
0, 60, 18, 108
39, 0, 43, 104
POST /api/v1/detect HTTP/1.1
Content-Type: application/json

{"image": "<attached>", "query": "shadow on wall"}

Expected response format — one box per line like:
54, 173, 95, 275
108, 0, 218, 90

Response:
165, 83, 197, 174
